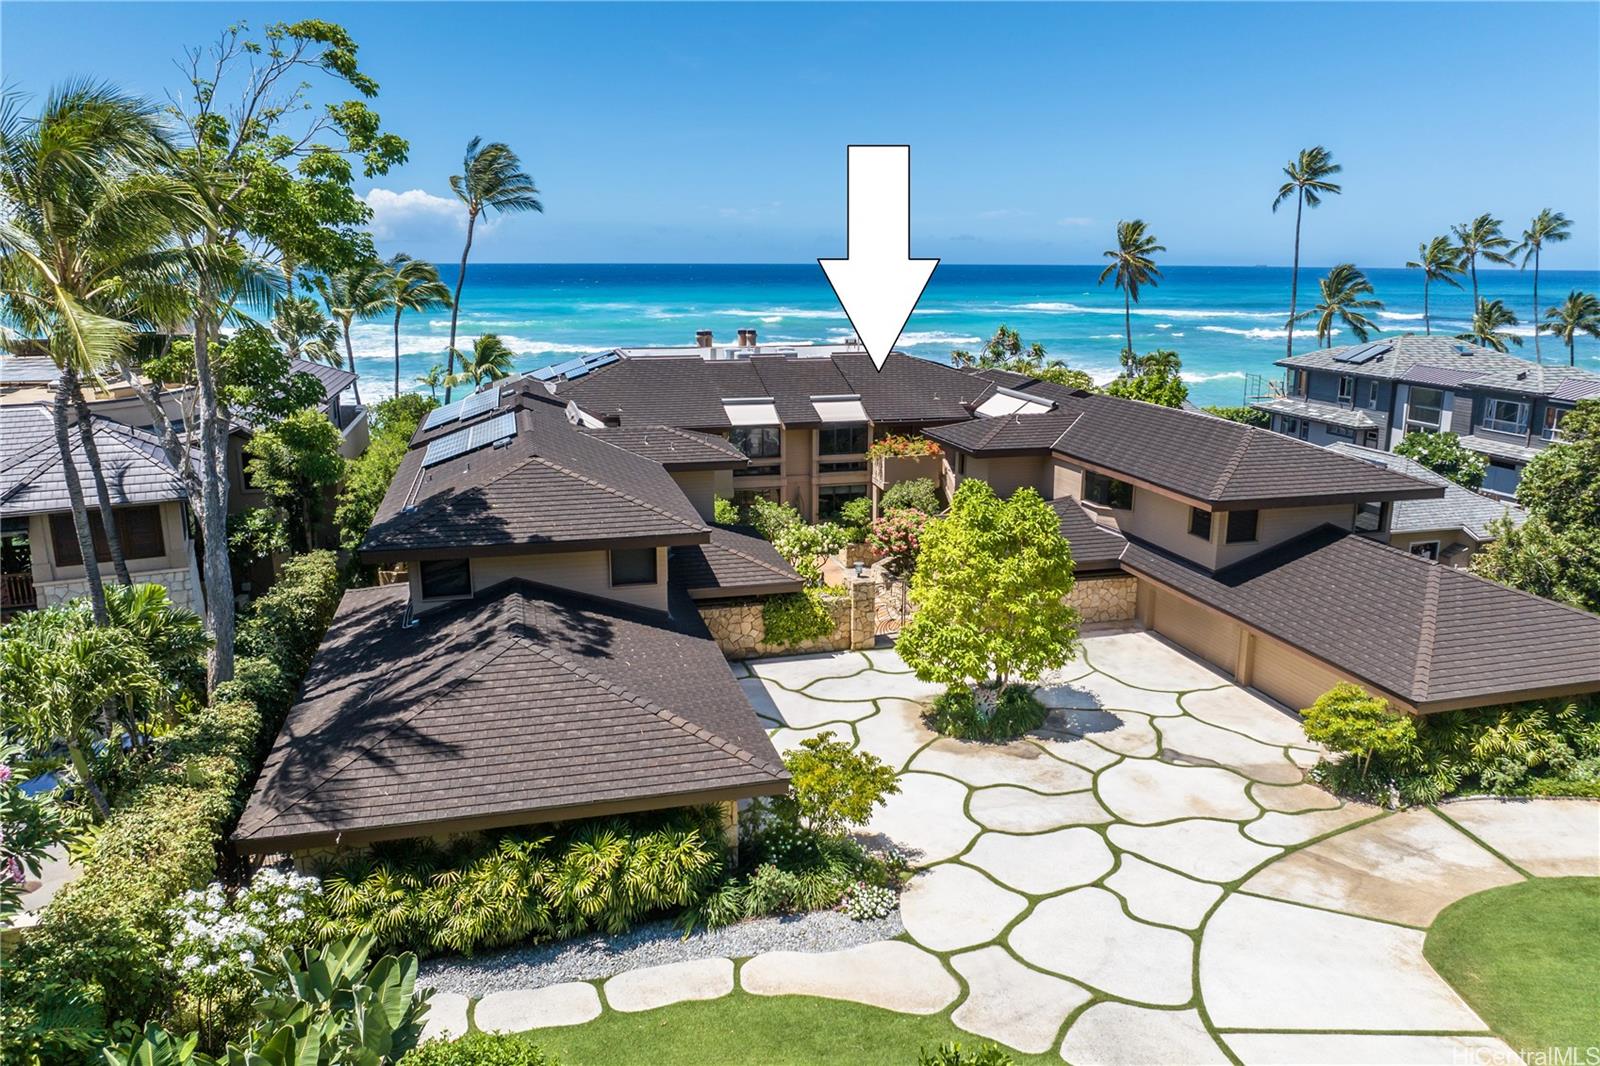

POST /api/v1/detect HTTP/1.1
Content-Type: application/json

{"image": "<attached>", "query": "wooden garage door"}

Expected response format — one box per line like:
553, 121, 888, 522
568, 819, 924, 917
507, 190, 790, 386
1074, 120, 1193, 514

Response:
1152, 587, 1238, 675
1251, 635, 1347, 713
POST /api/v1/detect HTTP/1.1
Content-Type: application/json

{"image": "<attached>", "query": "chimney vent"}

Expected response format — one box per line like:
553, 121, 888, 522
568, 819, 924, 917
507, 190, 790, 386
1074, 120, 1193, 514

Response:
737, 328, 757, 348
695, 330, 714, 348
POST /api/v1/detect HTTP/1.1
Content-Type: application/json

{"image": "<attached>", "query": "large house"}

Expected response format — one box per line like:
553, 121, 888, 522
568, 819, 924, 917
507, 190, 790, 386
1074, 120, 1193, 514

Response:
1252, 335, 1600, 497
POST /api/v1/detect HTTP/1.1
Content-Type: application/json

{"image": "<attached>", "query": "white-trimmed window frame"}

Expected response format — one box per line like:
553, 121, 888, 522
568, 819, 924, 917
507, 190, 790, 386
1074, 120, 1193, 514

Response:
1405, 387, 1445, 433
1482, 397, 1529, 435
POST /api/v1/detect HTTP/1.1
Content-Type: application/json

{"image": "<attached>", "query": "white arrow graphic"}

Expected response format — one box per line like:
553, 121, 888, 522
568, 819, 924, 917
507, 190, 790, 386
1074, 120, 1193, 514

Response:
819, 145, 939, 372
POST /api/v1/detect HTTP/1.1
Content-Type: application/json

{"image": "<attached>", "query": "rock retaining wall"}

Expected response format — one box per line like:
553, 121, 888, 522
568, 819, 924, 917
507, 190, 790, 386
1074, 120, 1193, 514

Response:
701, 575, 877, 659
1068, 575, 1138, 623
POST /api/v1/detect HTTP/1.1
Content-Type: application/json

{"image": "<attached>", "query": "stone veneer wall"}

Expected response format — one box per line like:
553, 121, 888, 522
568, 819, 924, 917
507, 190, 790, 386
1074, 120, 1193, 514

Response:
701, 576, 877, 660
36, 564, 202, 615
1068, 575, 1138, 623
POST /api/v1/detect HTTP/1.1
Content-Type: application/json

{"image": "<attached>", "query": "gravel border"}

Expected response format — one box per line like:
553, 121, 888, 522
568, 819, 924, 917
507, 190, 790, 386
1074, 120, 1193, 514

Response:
417, 908, 905, 997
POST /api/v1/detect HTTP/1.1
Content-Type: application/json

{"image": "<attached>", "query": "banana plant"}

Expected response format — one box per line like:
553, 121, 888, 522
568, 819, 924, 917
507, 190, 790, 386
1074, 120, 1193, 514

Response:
102, 1024, 216, 1066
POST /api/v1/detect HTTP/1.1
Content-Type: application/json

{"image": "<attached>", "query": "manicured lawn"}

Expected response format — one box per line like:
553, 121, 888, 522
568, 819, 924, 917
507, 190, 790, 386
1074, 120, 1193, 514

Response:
511, 990, 1059, 1066
1423, 876, 1600, 1057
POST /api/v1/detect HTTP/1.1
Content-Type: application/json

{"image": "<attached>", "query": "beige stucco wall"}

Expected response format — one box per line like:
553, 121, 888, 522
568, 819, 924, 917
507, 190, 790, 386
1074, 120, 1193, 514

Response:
29, 500, 195, 584
671, 469, 731, 523
1211, 502, 1356, 569
1119, 486, 1210, 566
408, 547, 670, 615
1051, 458, 1084, 500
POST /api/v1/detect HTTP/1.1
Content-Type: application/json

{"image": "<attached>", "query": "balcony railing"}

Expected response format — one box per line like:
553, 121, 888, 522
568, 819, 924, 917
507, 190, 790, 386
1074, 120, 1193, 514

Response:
1, 571, 36, 613
1481, 417, 1529, 436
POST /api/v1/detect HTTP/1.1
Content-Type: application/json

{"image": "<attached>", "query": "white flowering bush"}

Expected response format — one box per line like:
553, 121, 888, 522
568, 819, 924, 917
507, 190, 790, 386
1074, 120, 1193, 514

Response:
841, 881, 897, 921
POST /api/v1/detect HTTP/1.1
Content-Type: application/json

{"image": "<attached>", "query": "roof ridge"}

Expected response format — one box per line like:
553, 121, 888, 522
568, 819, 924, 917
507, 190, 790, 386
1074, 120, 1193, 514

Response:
1411, 563, 1442, 700
1210, 426, 1256, 498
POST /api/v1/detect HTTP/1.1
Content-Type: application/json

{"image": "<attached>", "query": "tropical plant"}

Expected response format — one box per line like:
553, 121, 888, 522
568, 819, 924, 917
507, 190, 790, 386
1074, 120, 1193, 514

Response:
918, 1042, 1016, 1066
1541, 290, 1600, 367
314, 259, 394, 406
444, 138, 542, 401
1452, 214, 1515, 308
244, 408, 347, 552
1405, 236, 1464, 335
1295, 264, 1383, 347
0, 741, 67, 924
336, 393, 437, 553
401, 1033, 558, 1066
925, 684, 1049, 742
1393, 431, 1487, 490
1105, 348, 1188, 406
1512, 209, 1571, 363
1271, 146, 1343, 357
949, 325, 1095, 390
415, 363, 447, 401
102, 1024, 215, 1066
385, 254, 452, 396
1302, 684, 1420, 779
1097, 219, 1165, 357
270, 296, 342, 366
1458, 298, 1522, 353
780, 731, 900, 834
446, 333, 517, 391
879, 478, 942, 516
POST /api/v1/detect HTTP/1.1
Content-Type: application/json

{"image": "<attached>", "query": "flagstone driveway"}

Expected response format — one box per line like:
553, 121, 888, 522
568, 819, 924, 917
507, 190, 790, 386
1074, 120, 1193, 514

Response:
435, 626, 1600, 1064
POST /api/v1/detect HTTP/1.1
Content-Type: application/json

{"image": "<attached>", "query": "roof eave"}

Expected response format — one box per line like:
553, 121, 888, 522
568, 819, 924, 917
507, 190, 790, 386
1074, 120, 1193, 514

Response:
360, 530, 710, 564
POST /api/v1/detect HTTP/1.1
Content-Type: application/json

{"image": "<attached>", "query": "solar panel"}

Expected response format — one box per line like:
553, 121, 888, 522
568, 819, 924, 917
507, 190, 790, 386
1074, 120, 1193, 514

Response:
458, 389, 499, 420
467, 411, 516, 450
549, 358, 589, 378
583, 352, 619, 372
420, 427, 473, 466
530, 365, 561, 381
422, 398, 464, 430
1333, 342, 1390, 366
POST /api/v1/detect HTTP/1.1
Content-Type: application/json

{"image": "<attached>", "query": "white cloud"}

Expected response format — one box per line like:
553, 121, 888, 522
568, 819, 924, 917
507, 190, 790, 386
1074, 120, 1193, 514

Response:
362, 188, 463, 241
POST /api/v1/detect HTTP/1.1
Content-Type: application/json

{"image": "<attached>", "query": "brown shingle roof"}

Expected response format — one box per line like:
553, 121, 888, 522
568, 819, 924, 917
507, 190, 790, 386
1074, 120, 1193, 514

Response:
671, 525, 804, 599
586, 424, 748, 468
0, 407, 191, 516
1049, 498, 1127, 573
234, 579, 787, 852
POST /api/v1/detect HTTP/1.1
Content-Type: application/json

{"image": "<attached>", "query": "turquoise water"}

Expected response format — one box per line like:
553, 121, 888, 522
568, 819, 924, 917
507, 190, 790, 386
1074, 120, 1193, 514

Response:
347, 264, 1600, 407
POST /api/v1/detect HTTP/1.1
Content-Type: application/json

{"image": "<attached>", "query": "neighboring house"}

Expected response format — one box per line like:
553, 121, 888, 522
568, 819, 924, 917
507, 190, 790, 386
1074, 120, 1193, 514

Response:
1254, 335, 1600, 497
233, 382, 801, 856
0, 404, 203, 615
1325, 443, 1526, 566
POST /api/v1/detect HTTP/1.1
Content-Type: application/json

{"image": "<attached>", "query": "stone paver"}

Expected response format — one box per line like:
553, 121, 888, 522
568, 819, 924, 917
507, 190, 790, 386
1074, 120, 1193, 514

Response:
1251, 780, 1341, 813
1243, 804, 1381, 847
950, 946, 1090, 1054
1097, 759, 1259, 825
1155, 716, 1304, 784
740, 941, 958, 1014
860, 771, 978, 865
860, 647, 915, 672
1201, 893, 1484, 1031
1036, 707, 1159, 758
1083, 629, 1233, 692
1439, 797, 1600, 877
767, 723, 838, 755
1108, 819, 1281, 882
1222, 1033, 1525, 1066
750, 653, 870, 689
1036, 656, 1096, 686
1240, 807, 1523, 926
912, 737, 1093, 793
962, 827, 1114, 895
806, 669, 943, 702
748, 681, 875, 729
1037, 672, 1185, 717
1105, 854, 1223, 929
1182, 685, 1316, 748
853, 698, 939, 770
968, 785, 1111, 832
1029, 731, 1122, 772
602, 957, 733, 1012
474, 982, 603, 1033
1060, 1003, 1231, 1066
419, 992, 469, 1042
1009, 887, 1193, 1005
899, 863, 1026, 952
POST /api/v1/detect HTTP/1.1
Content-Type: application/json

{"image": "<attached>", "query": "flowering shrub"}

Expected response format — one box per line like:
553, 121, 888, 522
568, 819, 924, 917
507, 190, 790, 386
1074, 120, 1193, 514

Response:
772, 522, 848, 587
841, 881, 897, 921
0, 742, 66, 924
865, 434, 939, 460
868, 508, 929, 575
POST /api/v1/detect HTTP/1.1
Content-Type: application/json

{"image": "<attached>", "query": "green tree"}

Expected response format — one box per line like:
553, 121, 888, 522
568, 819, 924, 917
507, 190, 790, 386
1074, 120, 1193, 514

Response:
1106, 349, 1188, 407
447, 333, 517, 391
1405, 236, 1464, 336
1452, 214, 1515, 308
1512, 209, 1571, 363
416, 362, 447, 401
1202, 405, 1271, 428
244, 408, 346, 552
1541, 290, 1600, 368
386, 254, 452, 397
1458, 298, 1522, 353
897, 481, 1079, 690
781, 731, 900, 834
270, 295, 341, 365
1393, 431, 1488, 490
950, 325, 1096, 391
444, 138, 542, 402
314, 258, 394, 406
1271, 145, 1343, 357
1097, 220, 1165, 358
880, 477, 942, 515
1516, 399, 1600, 532
1301, 684, 1419, 778
1296, 263, 1383, 347
336, 393, 436, 551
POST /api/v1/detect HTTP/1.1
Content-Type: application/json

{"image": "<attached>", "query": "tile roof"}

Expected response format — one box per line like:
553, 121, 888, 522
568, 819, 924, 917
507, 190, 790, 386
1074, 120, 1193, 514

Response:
924, 410, 1080, 455
586, 424, 749, 468
1325, 444, 1526, 540
0, 405, 190, 516
1458, 433, 1543, 465
1249, 395, 1387, 431
0, 356, 59, 385
1049, 498, 1127, 573
670, 525, 804, 598
1121, 526, 1600, 711
289, 358, 358, 402
234, 579, 788, 851
1280, 334, 1600, 398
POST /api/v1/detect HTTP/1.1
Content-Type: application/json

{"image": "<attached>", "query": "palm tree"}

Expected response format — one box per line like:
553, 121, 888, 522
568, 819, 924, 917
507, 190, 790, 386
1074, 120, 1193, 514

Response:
447, 334, 517, 391
271, 294, 341, 365
387, 254, 452, 397
1452, 214, 1515, 309
1458, 299, 1523, 353
314, 259, 394, 406
416, 363, 447, 401
1097, 220, 1165, 358
445, 138, 542, 402
1271, 146, 1343, 357
1405, 237, 1464, 336
1512, 209, 1571, 363
1541, 290, 1600, 367
1296, 264, 1383, 347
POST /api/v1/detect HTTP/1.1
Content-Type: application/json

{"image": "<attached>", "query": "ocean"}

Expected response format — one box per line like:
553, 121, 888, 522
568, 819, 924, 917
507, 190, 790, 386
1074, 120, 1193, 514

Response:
344, 263, 1600, 408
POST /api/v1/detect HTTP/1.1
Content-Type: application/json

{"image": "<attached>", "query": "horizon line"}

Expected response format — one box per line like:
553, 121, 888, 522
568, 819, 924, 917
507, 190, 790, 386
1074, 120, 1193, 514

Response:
411, 260, 1600, 272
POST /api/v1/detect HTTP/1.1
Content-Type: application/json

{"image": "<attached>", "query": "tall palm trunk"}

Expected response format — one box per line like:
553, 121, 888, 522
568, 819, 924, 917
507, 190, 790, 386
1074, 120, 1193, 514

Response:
1531, 247, 1542, 363
1123, 289, 1133, 360
393, 310, 403, 397
53, 370, 108, 625
444, 209, 479, 404
1286, 193, 1303, 357
341, 323, 364, 406
71, 384, 131, 586
192, 309, 235, 690
1469, 255, 1479, 309
1570, 337, 1578, 368
1422, 276, 1431, 336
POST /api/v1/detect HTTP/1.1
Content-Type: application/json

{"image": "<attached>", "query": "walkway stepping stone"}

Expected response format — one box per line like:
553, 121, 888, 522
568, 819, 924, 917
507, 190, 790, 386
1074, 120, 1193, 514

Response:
1036, 672, 1184, 717
853, 698, 939, 770
950, 946, 1090, 1053
962, 827, 1114, 895
1182, 685, 1313, 748
1083, 630, 1233, 692
1201, 894, 1484, 1031
1243, 804, 1381, 847
911, 737, 1092, 793
1155, 716, 1304, 785
1097, 759, 1259, 825
1059, 1002, 1230, 1066
747, 681, 875, 729
603, 957, 733, 1012
807, 669, 943, 702
1438, 797, 1600, 876
750, 652, 869, 688
901, 863, 1027, 951
418, 992, 469, 1042
1105, 854, 1222, 929
861, 647, 915, 672
1250, 781, 1340, 813
740, 941, 958, 1014
1037, 656, 1096, 686
1108, 819, 1281, 882
1009, 887, 1193, 1006
1029, 731, 1121, 772
768, 724, 841, 755
1035, 707, 1159, 758
474, 982, 602, 1033
968, 785, 1111, 832
859, 771, 979, 865
1239, 807, 1522, 926
1222, 1033, 1522, 1066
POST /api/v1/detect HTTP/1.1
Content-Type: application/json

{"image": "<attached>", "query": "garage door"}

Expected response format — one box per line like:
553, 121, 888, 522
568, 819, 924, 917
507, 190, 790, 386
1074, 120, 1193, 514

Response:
1251, 635, 1348, 713
1151, 587, 1239, 674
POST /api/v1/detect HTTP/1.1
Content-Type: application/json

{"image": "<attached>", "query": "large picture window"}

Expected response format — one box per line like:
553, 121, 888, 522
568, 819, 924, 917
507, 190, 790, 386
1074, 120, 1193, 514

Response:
418, 558, 471, 599
50, 505, 166, 566
817, 484, 868, 522
729, 426, 781, 459
818, 424, 867, 456
1188, 507, 1212, 540
1084, 472, 1133, 510
1482, 397, 1529, 435
1405, 387, 1444, 433
1226, 509, 1259, 544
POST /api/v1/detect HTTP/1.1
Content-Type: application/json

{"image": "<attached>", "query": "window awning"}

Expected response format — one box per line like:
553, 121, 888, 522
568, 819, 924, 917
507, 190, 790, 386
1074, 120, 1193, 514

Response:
811, 394, 868, 423
975, 388, 1056, 418
723, 398, 781, 426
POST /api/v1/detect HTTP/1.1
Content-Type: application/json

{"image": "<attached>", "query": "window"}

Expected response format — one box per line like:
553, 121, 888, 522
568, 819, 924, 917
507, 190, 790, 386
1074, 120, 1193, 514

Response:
419, 558, 471, 598
1325, 424, 1356, 440
818, 460, 867, 473
50, 505, 166, 566
1084, 472, 1133, 510
1338, 375, 1355, 403
818, 424, 867, 456
1354, 501, 1386, 533
609, 548, 658, 586
1280, 416, 1309, 440
1482, 397, 1529, 435
1409, 541, 1440, 562
1187, 507, 1212, 540
1544, 407, 1568, 441
1226, 509, 1259, 544
817, 484, 868, 522
728, 426, 781, 459
1367, 380, 1379, 408
1405, 387, 1444, 433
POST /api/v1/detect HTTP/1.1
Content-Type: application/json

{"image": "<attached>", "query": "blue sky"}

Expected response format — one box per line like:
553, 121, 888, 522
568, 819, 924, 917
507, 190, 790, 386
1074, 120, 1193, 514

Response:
7, 2, 1598, 268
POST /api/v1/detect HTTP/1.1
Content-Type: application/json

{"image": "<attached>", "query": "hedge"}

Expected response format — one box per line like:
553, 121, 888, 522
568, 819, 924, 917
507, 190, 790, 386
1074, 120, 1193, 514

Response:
0, 551, 343, 1062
